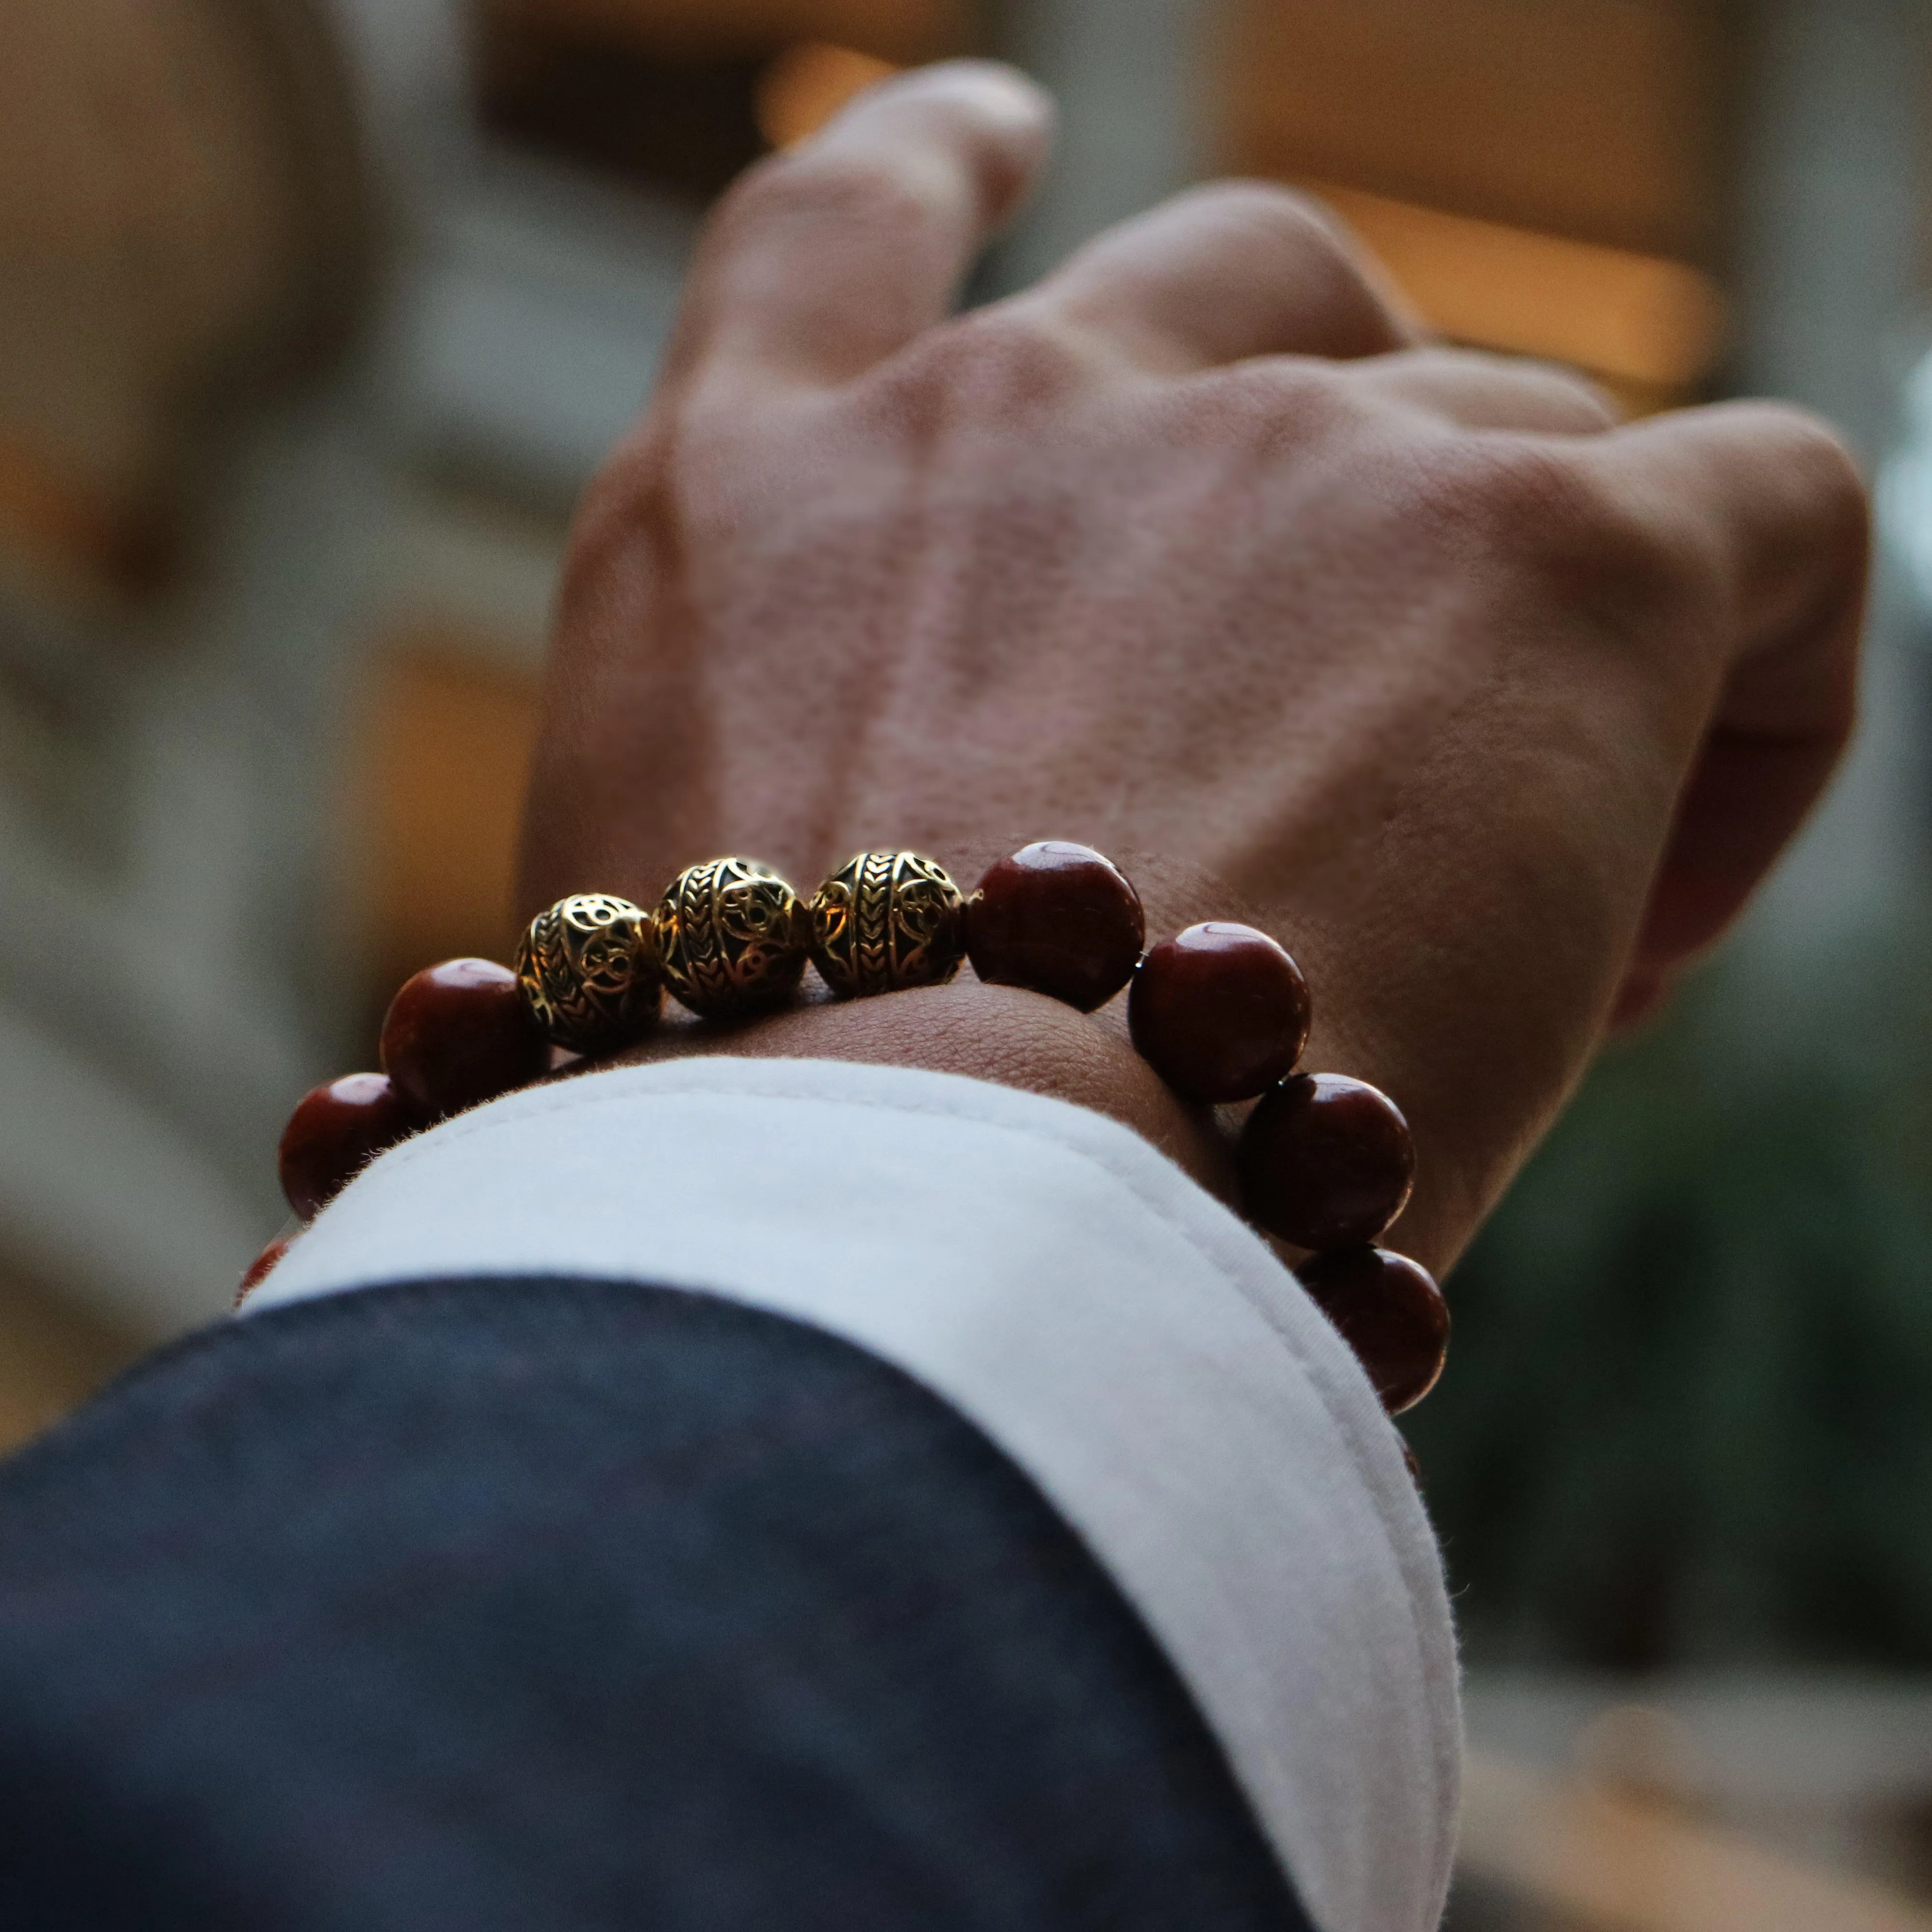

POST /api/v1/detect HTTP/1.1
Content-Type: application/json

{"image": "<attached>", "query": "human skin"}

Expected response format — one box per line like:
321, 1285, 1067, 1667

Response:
516, 62, 1868, 1272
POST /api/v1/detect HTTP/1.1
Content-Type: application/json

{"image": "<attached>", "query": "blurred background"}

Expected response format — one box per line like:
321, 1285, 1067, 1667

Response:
3, 0, 1932, 1923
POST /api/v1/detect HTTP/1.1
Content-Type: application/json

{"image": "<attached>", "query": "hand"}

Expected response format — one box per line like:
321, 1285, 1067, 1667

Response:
517, 61, 1867, 1270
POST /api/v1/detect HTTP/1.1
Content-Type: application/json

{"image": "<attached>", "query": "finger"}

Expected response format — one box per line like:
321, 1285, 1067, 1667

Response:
674, 61, 1053, 388
1587, 401, 1869, 972
1026, 181, 1420, 370
1350, 346, 1620, 434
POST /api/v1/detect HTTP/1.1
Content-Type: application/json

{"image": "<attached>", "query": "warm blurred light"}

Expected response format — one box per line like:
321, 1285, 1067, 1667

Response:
0, 430, 159, 606
1573, 1703, 1708, 1810
356, 640, 539, 998
1223, 0, 1722, 264
492, 0, 959, 66
756, 42, 899, 148
1461, 1749, 1932, 1932
0, 1267, 138, 1458
1312, 182, 1727, 393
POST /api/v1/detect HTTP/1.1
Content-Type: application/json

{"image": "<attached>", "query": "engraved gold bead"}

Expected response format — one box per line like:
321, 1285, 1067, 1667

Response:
810, 851, 966, 998
656, 856, 810, 1020
515, 893, 661, 1053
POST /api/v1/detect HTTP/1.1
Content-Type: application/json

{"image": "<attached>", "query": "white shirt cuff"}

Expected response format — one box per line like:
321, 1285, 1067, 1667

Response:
246, 1056, 1460, 1932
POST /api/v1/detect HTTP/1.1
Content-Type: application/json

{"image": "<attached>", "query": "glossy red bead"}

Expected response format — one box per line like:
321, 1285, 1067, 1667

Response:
234, 1236, 290, 1309
1298, 1246, 1449, 1415
965, 842, 1145, 1011
381, 957, 549, 1120
1128, 922, 1312, 1102
278, 1074, 420, 1221
1236, 1072, 1415, 1249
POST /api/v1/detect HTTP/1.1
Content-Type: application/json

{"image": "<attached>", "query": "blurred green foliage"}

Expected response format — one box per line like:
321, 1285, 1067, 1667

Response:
1409, 942, 1932, 1668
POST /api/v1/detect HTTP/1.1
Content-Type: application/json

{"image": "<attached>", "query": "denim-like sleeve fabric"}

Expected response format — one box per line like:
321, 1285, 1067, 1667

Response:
0, 1279, 1316, 1930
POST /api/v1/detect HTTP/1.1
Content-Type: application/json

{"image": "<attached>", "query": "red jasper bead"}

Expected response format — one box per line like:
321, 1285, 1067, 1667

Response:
965, 842, 1145, 1012
381, 957, 548, 1120
1298, 1246, 1449, 1415
234, 1236, 290, 1309
278, 1074, 420, 1221
1236, 1072, 1415, 1250
1128, 922, 1312, 1102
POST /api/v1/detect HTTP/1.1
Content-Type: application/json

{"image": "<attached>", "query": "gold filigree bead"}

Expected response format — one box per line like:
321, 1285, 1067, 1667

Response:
810, 851, 966, 998
515, 893, 661, 1053
656, 857, 810, 1019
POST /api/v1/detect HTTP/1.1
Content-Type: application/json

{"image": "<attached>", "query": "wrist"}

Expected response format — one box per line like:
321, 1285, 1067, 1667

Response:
592, 846, 1464, 1271
600, 975, 1239, 1208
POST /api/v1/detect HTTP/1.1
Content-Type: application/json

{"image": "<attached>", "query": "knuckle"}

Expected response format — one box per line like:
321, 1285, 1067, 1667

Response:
1195, 357, 1361, 441
1416, 440, 1707, 627
1450, 348, 1623, 429
1171, 181, 1399, 349
1519, 364, 1622, 430
1760, 404, 1869, 544
1182, 179, 1357, 265
876, 301, 1085, 417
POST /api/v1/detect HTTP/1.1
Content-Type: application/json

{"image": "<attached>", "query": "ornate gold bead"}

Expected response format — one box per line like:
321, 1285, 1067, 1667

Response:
810, 851, 966, 997
656, 857, 810, 1019
515, 893, 661, 1053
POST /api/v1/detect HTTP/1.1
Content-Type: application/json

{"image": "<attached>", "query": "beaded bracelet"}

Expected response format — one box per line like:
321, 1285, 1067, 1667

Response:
255, 843, 1449, 1428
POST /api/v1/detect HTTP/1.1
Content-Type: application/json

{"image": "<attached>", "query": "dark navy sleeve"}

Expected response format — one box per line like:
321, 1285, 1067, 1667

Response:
0, 1278, 1312, 1932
